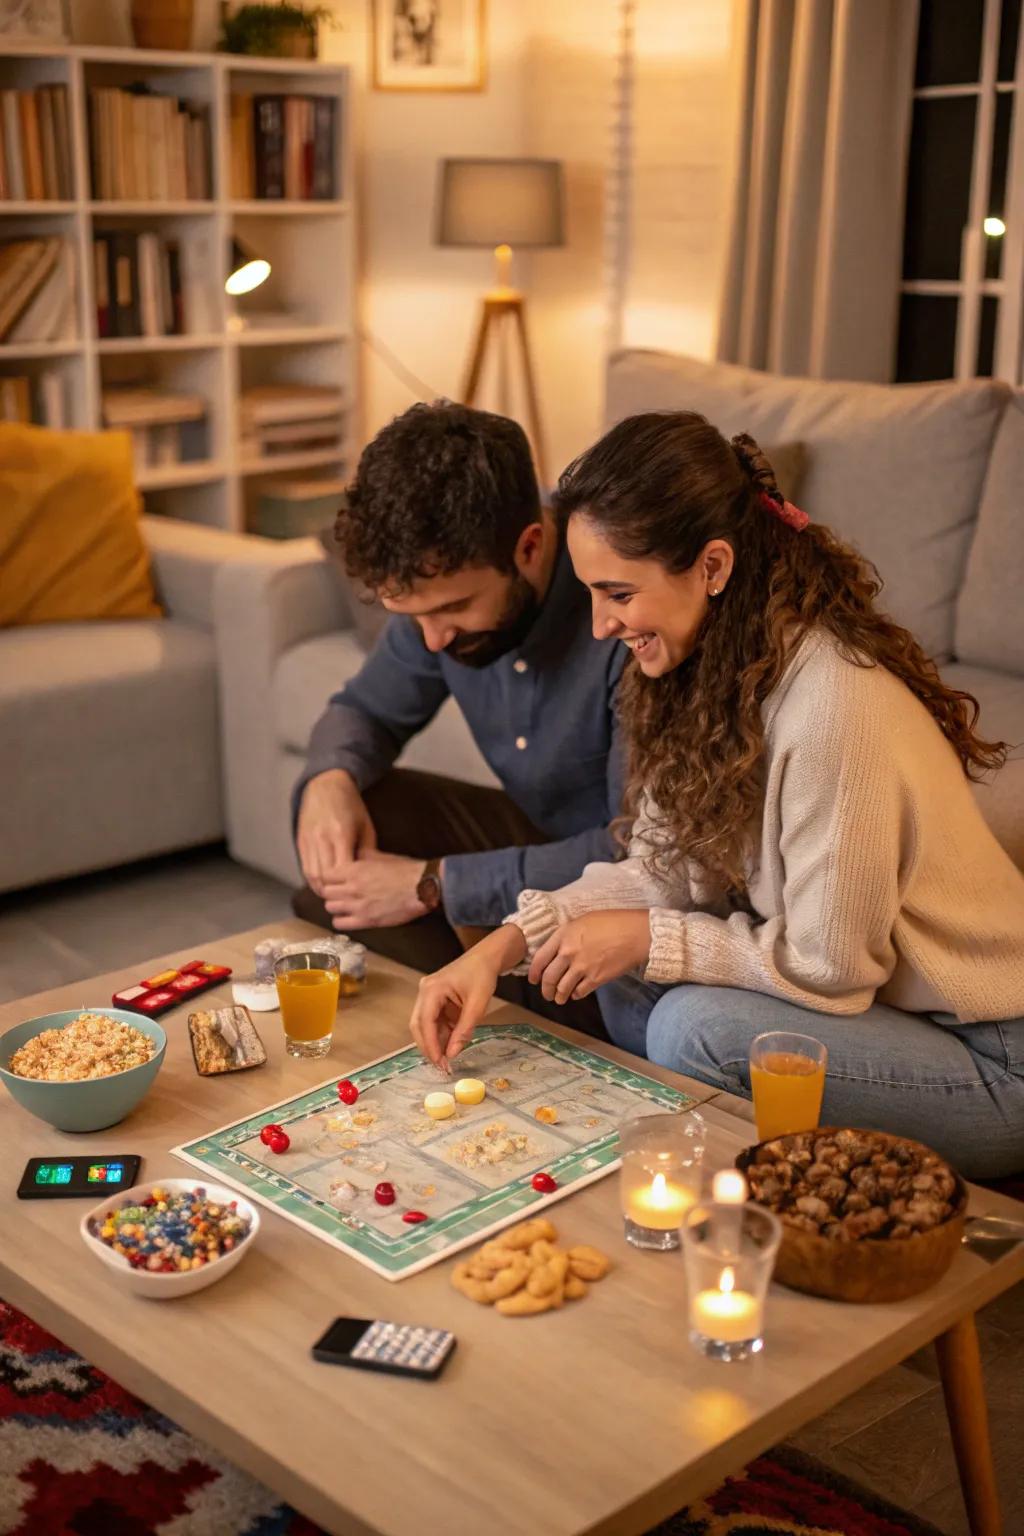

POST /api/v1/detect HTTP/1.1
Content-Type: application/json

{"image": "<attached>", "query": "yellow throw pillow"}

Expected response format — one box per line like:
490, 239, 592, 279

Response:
0, 424, 161, 626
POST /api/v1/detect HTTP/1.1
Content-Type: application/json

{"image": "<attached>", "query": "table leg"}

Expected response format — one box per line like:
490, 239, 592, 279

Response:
935, 1313, 1002, 1536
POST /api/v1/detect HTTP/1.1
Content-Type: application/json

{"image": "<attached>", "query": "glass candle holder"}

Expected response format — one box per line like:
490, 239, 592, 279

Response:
618, 1112, 706, 1251
681, 1202, 782, 1362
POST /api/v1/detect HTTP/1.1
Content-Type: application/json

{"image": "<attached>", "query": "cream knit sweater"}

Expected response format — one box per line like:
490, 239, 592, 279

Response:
509, 631, 1024, 1024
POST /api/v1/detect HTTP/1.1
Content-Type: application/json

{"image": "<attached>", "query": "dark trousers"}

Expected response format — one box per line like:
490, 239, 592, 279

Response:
291, 768, 607, 1040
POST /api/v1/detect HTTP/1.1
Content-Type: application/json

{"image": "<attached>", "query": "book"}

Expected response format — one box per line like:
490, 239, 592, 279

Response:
0, 104, 8, 201
102, 386, 205, 427
230, 92, 254, 199
131, 93, 150, 200
109, 231, 139, 337
52, 84, 71, 199
312, 97, 336, 199
0, 238, 59, 340
137, 233, 161, 336
169, 102, 188, 200
166, 240, 184, 334
240, 384, 346, 425
254, 96, 285, 199
0, 376, 31, 422
38, 86, 59, 200
1, 92, 24, 200
94, 236, 110, 337
7, 238, 75, 343
39, 370, 65, 428
18, 91, 44, 200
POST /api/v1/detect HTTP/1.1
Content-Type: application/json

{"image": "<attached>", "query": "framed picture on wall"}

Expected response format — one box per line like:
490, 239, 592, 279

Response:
372, 0, 485, 92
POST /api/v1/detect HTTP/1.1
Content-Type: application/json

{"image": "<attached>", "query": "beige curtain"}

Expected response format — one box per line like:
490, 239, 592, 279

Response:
718, 0, 919, 381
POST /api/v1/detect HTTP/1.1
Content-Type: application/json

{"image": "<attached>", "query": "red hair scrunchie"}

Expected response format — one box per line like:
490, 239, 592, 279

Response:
759, 491, 810, 532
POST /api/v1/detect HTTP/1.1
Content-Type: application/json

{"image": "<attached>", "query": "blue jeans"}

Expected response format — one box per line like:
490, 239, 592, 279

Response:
598, 976, 1024, 1179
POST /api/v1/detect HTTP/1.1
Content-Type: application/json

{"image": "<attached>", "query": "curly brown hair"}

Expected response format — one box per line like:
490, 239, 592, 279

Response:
553, 412, 1007, 895
337, 401, 540, 594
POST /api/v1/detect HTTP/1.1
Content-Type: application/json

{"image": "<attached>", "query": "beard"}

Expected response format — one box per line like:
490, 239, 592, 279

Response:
444, 574, 540, 669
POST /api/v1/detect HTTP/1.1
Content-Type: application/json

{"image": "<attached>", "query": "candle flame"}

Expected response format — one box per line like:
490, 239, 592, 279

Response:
720, 1266, 735, 1294
651, 1172, 668, 1199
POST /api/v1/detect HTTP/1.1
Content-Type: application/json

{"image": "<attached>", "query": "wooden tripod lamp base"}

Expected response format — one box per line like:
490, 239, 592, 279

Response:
460, 245, 549, 487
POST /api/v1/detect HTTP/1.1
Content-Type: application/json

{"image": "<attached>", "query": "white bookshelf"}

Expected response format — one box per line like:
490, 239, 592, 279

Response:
0, 42, 355, 531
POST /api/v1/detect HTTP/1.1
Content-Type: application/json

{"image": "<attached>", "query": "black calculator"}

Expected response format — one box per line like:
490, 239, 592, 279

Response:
312, 1317, 456, 1379
17, 1155, 142, 1200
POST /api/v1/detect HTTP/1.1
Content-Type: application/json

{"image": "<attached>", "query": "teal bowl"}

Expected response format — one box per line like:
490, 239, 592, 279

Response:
0, 1010, 166, 1133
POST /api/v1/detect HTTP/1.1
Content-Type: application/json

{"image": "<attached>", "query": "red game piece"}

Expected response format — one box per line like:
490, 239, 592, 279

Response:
402, 1210, 428, 1224
531, 1172, 558, 1193
374, 1181, 396, 1206
259, 1124, 283, 1146
268, 1130, 290, 1154
337, 1079, 359, 1105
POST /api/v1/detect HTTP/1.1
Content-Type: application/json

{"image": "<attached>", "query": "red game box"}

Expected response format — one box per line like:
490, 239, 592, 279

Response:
112, 961, 232, 1017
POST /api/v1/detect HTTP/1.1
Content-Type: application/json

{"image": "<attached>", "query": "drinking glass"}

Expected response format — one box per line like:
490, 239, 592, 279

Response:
274, 948, 340, 1059
681, 1201, 782, 1362
749, 1030, 827, 1141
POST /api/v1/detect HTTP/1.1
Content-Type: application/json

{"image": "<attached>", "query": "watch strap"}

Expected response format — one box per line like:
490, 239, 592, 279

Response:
416, 857, 443, 913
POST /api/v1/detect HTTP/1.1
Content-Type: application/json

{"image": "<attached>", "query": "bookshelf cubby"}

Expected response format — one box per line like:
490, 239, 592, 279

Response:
0, 42, 355, 532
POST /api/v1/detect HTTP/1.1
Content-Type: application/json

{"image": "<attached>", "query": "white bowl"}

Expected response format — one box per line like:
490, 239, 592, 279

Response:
80, 1177, 259, 1299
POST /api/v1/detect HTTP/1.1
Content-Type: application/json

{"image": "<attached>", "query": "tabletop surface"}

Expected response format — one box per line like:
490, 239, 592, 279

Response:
1, 919, 1021, 1536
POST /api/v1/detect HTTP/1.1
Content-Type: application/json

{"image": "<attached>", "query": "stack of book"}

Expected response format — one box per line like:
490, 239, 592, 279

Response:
0, 237, 77, 343
102, 386, 208, 474
239, 384, 346, 463
0, 86, 73, 200
0, 370, 65, 427
93, 231, 215, 339
89, 87, 211, 201
230, 93, 337, 201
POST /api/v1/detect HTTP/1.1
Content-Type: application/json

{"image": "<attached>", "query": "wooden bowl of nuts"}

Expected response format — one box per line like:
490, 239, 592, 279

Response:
737, 1127, 968, 1304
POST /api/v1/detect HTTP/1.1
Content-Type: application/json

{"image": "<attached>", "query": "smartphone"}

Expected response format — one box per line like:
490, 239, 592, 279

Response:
311, 1317, 456, 1379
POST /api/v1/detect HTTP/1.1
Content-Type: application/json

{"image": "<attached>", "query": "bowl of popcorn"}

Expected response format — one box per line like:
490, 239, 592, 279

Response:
0, 1009, 166, 1132
737, 1127, 968, 1304
81, 1179, 259, 1298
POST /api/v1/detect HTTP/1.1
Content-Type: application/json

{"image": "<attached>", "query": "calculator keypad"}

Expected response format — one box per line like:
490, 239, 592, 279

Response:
350, 1321, 454, 1372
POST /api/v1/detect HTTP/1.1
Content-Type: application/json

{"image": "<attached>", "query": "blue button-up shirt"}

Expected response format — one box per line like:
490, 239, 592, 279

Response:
294, 542, 626, 926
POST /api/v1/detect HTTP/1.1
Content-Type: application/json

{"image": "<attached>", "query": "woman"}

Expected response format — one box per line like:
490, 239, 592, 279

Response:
410, 412, 1024, 1177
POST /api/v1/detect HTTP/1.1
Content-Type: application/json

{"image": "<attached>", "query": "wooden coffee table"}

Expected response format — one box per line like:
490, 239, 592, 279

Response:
0, 919, 1020, 1536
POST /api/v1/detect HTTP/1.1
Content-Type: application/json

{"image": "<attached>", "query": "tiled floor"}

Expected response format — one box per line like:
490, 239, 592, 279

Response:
0, 847, 1020, 1535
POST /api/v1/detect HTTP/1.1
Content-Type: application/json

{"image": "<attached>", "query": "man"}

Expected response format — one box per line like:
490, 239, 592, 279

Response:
292, 401, 625, 1032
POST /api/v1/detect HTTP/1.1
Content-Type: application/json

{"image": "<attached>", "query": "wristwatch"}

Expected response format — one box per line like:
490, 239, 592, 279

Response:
416, 857, 443, 913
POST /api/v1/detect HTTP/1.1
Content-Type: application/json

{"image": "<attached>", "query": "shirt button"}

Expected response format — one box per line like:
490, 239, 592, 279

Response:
515, 736, 528, 750
513, 659, 528, 674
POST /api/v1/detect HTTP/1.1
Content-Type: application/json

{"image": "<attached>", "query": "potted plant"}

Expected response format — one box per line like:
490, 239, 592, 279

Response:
220, 2, 334, 59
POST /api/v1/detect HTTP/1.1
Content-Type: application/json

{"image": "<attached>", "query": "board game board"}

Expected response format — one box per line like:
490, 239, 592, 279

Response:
172, 1023, 698, 1280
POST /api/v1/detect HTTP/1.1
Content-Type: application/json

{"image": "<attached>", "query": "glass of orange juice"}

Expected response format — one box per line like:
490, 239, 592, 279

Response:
274, 948, 341, 1059
749, 1031, 827, 1141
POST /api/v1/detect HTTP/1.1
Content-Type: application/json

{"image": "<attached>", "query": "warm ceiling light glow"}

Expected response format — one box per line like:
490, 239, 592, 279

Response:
984, 216, 1006, 237
226, 257, 271, 295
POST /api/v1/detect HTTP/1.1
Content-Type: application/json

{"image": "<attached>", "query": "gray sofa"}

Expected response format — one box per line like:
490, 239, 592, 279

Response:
215, 352, 1024, 887
0, 515, 262, 895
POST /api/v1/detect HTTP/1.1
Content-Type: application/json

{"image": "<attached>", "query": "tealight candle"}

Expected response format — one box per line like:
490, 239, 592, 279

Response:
619, 1112, 706, 1251
690, 1266, 761, 1344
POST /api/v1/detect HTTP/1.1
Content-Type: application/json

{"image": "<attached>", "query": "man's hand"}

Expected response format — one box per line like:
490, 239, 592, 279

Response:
410, 926, 527, 1068
528, 910, 651, 1003
321, 852, 430, 931
296, 769, 377, 894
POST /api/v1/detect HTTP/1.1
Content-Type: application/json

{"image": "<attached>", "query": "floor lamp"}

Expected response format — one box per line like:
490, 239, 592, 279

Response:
436, 157, 564, 488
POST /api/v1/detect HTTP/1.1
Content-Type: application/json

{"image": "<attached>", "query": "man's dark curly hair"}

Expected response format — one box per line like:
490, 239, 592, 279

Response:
337, 401, 540, 594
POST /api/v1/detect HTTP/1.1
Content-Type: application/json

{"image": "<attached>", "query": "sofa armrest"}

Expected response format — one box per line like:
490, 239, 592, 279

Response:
143, 514, 277, 629
214, 540, 354, 879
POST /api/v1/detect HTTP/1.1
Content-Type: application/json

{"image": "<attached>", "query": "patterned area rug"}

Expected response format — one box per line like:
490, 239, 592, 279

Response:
0, 1300, 945, 1536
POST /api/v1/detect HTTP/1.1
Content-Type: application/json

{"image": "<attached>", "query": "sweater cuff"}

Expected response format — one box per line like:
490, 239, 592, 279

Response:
643, 907, 692, 985
501, 891, 562, 974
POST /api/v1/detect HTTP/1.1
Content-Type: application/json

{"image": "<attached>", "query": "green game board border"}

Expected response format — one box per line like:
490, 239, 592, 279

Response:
172, 1023, 697, 1281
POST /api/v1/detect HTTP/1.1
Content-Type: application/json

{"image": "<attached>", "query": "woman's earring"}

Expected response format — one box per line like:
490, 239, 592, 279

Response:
710, 585, 721, 597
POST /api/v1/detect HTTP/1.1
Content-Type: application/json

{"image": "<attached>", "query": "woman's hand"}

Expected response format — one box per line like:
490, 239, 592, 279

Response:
528, 910, 651, 1002
410, 926, 527, 1068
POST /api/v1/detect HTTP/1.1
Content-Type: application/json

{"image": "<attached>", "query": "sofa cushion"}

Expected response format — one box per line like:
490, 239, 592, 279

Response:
0, 424, 161, 627
606, 350, 1009, 661
955, 390, 1024, 674
274, 632, 496, 787
0, 620, 222, 893
943, 662, 1024, 869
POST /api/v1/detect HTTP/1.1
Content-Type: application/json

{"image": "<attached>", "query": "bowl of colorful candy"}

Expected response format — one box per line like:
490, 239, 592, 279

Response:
0, 1009, 166, 1133
81, 1179, 259, 1298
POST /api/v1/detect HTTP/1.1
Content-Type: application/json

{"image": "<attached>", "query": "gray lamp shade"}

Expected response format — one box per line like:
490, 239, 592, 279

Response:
436, 158, 564, 248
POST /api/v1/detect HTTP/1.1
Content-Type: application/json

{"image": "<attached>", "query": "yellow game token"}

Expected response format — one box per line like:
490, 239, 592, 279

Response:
424, 1091, 456, 1120
453, 1078, 486, 1105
